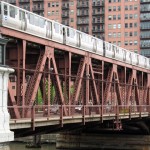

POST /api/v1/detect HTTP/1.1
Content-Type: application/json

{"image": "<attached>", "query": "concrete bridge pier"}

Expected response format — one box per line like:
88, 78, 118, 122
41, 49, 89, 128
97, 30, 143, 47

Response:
26, 135, 41, 148
0, 66, 14, 142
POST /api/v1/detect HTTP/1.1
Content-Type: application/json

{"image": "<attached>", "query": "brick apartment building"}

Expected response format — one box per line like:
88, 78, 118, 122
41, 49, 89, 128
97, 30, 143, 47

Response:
2, 0, 150, 54
140, 0, 150, 57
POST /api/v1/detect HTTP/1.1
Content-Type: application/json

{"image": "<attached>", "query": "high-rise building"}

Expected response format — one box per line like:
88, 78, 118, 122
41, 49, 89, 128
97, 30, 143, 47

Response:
140, 0, 150, 57
45, 0, 105, 39
1, 0, 143, 53
105, 0, 140, 53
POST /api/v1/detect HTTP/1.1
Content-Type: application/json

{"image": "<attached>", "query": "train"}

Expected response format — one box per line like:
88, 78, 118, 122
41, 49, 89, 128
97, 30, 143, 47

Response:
0, 1, 149, 70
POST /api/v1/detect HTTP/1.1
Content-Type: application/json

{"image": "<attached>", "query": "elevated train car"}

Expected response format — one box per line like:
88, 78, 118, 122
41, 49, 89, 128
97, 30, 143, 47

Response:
0, 1, 149, 70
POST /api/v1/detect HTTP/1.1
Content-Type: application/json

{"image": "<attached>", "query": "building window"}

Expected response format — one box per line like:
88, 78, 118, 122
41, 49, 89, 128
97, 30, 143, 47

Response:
134, 5, 138, 10
125, 6, 128, 10
118, 32, 121, 37
70, 10, 74, 15
109, 6, 112, 11
129, 5, 133, 10
130, 32, 133, 36
108, 24, 112, 29
129, 14, 133, 19
108, 33, 112, 37
52, 2, 55, 7
130, 23, 132, 28
118, 14, 121, 20
108, 15, 112, 20
109, 0, 111, 3
134, 23, 137, 27
125, 14, 128, 19
125, 32, 128, 37
130, 41, 133, 45
118, 41, 121, 46
118, 24, 121, 28
113, 24, 117, 29
125, 23, 128, 28
70, 18, 74, 22
113, 15, 116, 20
118, 6, 121, 11
134, 14, 138, 19
125, 41, 128, 45
113, 6, 116, 11
113, 32, 116, 38
48, 11, 51, 16
48, 3, 50, 7
70, 1, 74, 6
134, 31, 137, 36
56, 2, 59, 7
134, 41, 138, 45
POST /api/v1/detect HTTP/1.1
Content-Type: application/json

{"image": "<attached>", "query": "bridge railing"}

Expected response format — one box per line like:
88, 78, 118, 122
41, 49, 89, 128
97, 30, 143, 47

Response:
8, 105, 150, 119
8, 105, 150, 129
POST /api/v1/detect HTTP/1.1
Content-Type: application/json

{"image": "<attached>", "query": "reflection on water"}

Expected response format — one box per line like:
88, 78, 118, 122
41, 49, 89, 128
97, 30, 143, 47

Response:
1, 136, 150, 150
8, 142, 57, 150
4, 142, 150, 150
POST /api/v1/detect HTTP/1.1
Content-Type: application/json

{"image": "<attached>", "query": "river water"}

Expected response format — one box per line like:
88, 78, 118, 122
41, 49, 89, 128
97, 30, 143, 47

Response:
2, 142, 149, 150
1, 135, 150, 150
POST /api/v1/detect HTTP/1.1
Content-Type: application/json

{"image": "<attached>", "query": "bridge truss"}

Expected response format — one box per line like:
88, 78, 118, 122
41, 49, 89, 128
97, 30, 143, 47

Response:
1, 27, 150, 121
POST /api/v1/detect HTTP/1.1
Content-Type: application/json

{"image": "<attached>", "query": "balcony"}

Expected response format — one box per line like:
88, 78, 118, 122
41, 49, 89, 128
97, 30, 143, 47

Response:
140, 0, 150, 4
77, 13, 89, 17
141, 49, 150, 57
62, 13, 69, 18
77, 3, 89, 8
92, 20, 104, 24
62, 4, 69, 10
19, 0, 30, 3
141, 8, 150, 12
93, 11, 104, 16
33, 0, 44, 2
92, 2, 104, 7
33, 6, 44, 11
92, 29, 104, 33
77, 21, 89, 25
9, 0, 16, 4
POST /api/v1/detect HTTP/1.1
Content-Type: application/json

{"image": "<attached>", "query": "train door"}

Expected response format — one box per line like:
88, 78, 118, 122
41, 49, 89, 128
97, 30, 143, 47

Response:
63, 27, 66, 44
46, 21, 52, 39
2, 3, 8, 26
92, 38, 97, 52
19, 10, 25, 31
76, 32, 81, 47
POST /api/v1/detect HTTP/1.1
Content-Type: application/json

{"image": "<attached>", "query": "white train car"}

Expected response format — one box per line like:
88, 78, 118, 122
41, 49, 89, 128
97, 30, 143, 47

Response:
65, 27, 77, 47
115, 46, 126, 61
95, 38, 103, 56
80, 32, 94, 52
0, 1, 150, 72
104, 42, 114, 58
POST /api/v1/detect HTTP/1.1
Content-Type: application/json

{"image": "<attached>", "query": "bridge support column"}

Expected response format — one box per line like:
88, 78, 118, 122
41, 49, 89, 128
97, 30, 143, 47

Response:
0, 67, 14, 142
26, 135, 41, 148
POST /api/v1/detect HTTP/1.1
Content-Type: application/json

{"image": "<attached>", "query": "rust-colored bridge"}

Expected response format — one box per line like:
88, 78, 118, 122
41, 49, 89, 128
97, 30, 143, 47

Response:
1, 26, 150, 134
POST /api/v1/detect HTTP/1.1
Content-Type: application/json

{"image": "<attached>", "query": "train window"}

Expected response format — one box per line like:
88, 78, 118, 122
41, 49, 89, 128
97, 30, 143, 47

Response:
19, 10, 25, 21
69, 29, 75, 38
29, 14, 34, 25
39, 18, 45, 28
0, 4, 1, 15
10, 6, 15, 18
109, 44, 111, 51
4, 4, 8, 16
67, 28, 69, 37
54, 23, 59, 33
34, 15, 39, 26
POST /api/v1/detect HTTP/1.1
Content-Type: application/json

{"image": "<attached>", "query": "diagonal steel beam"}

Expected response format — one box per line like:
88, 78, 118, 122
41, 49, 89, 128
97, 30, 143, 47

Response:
89, 62, 99, 105
8, 80, 21, 119
71, 58, 86, 105
51, 51, 68, 116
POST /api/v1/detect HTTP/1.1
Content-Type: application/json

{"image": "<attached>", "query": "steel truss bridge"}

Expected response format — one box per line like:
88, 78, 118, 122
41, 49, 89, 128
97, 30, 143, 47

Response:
0, 27, 150, 134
